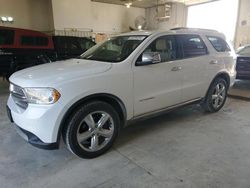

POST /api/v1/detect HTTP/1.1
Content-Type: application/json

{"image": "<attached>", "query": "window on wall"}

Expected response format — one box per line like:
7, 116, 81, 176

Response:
187, 0, 239, 42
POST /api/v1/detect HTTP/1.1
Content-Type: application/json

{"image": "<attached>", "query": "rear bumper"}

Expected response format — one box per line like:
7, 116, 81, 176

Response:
6, 105, 59, 150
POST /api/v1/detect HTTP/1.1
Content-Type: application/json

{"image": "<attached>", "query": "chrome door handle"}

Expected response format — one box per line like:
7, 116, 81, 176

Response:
210, 60, 218, 64
171, 66, 182, 71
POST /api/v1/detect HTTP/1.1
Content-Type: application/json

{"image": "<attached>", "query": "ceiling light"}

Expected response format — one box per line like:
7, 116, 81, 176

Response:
1, 16, 14, 23
7, 17, 13, 22
125, 3, 132, 8
1, 17, 7, 22
138, 25, 142, 30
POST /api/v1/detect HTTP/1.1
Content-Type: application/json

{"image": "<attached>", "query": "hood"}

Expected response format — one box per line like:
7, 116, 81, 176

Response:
10, 59, 112, 87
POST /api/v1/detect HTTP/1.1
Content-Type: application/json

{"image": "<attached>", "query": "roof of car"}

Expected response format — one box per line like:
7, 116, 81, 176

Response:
0, 26, 49, 37
118, 28, 225, 39
240, 44, 250, 48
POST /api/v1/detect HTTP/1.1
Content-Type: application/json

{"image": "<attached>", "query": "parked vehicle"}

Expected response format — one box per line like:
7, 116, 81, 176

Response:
53, 36, 95, 60
0, 26, 95, 78
7, 28, 236, 158
236, 45, 250, 80
0, 26, 55, 78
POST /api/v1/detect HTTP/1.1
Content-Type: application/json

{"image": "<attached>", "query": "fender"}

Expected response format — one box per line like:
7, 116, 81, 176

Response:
56, 93, 127, 144
204, 71, 230, 99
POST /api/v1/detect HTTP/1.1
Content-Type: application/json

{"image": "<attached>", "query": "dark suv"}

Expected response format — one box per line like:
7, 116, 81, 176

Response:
236, 45, 250, 80
53, 36, 95, 60
0, 26, 55, 78
0, 26, 95, 78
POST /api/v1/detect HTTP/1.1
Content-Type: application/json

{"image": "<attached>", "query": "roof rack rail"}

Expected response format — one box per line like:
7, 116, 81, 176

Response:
170, 27, 219, 33
170, 27, 188, 30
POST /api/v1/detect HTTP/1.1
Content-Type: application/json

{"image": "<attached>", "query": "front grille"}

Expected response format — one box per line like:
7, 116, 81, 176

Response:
10, 84, 28, 110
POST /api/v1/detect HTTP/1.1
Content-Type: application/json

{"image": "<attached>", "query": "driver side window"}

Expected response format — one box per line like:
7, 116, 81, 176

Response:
144, 36, 177, 63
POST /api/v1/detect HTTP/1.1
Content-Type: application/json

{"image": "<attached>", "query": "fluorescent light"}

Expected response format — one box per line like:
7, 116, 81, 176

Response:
1, 17, 7, 22
7, 17, 13, 22
125, 3, 132, 8
1, 16, 14, 23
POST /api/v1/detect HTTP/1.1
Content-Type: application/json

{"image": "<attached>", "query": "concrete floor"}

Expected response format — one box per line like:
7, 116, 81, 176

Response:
1, 80, 250, 188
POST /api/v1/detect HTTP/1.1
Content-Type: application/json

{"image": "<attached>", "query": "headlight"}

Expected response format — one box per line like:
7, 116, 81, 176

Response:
23, 88, 61, 104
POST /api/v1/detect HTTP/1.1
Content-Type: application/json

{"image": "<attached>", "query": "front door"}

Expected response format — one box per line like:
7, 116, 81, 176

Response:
133, 35, 182, 117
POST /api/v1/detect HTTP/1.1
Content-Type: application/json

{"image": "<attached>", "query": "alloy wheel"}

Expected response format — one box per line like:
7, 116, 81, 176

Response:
212, 83, 226, 109
76, 111, 114, 152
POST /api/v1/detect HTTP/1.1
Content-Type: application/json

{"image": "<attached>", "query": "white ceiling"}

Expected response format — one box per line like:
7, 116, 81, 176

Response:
91, 0, 219, 8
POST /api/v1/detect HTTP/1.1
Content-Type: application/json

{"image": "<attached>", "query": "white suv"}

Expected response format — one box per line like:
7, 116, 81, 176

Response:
7, 28, 236, 158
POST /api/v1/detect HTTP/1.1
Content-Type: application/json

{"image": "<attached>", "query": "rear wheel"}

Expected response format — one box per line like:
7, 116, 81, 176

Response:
202, 78, 228, 113
63, 101, 120, 158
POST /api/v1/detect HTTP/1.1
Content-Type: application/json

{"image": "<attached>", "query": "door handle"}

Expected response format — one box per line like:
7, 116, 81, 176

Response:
210, 60, 218, 64
171, 66, 182, 71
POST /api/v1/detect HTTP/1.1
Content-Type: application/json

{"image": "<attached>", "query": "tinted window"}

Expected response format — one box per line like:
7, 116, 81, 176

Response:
177, 35, 208, 58
79, 38, 95, 51
207, 36, 230, 52
69, 38, 82, 51
36, 37, 49, 46
53, 37, 84, 51
0, 29, 14, 45
53, 37, 67, 50
21, 36, 48, 46
143, 36, 177, 62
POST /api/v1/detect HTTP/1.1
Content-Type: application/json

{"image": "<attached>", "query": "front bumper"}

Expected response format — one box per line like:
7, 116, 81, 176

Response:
7, 94, 65, 147
6, 105, 59, 150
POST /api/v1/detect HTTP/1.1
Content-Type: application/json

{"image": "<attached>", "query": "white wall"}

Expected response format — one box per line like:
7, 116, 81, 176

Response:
51, 0, 145, 34
235, 0, 250, 48
0, 0, 54, 31
146, 3, 187, 30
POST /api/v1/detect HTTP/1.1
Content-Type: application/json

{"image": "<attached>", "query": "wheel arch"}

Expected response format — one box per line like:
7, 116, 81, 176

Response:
205, 72, 230, 98
57, 93, 127, 144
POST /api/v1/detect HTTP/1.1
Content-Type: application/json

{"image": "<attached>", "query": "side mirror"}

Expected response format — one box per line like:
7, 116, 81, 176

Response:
137, 52, 161, 66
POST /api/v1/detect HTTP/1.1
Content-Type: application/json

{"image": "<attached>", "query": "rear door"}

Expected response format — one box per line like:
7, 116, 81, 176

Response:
206, 36, 233, 81
176, 34, 210, 102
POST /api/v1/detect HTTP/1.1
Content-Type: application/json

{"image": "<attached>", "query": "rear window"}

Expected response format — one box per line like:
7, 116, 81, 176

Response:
20, 36, 48, 46
207, 36, 231, 52
0, 29, 14, 45
177, 35, 208, 58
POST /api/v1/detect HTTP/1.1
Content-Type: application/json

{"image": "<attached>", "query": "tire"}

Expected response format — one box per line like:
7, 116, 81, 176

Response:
202, 78, 228, 113
63, 101, 121, 159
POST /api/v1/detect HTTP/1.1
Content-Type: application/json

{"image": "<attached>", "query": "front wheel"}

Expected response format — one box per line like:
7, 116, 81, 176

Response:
63, 101, 120, 159
202, 78, 228, 113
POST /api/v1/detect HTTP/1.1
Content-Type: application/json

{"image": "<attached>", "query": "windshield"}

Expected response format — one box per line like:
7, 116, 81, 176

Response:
80, 35, 147, 62
237, 46, 250, 55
